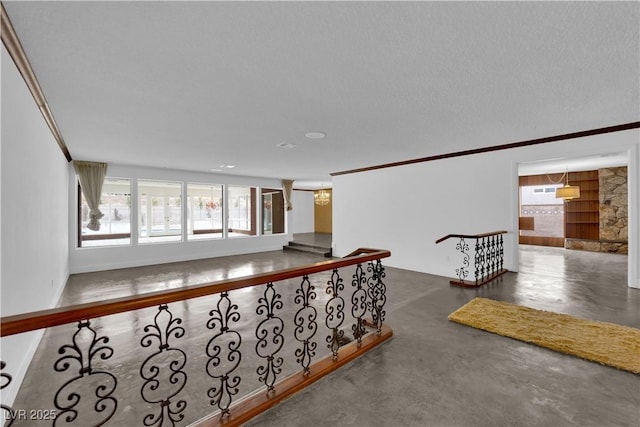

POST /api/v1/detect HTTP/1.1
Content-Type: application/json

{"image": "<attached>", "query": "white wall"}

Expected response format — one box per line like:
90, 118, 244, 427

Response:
1, 45, 70, 407
333, 129, 640, 288
69, 164, 292, 273
291, 190, 314, 233
631, 143, 640, 288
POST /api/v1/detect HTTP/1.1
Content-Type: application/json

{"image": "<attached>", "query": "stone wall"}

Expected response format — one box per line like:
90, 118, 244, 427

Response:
599, 166, 628, 242
565, 238, 628, 254
565, 166, 628, 254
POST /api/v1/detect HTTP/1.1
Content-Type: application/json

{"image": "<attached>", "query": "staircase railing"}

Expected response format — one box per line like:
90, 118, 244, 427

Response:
436, 231, 508, 287
0, 248, 391, 427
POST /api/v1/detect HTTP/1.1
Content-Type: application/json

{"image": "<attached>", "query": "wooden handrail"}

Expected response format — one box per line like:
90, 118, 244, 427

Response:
342, 247, 386, 257
435, 230, 508, 244
0, 248, 390, 337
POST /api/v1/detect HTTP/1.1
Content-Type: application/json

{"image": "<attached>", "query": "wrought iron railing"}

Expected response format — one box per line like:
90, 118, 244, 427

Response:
436, 231, 508, 287
0, 248, 391, 427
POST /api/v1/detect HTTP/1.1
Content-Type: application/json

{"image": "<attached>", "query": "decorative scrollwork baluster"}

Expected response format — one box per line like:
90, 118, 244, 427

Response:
325, 269, 345, 360
139, 304, 187, 427
480, 237, 487, 280
498, 234, 505, 271
53, 320, 117, 426
367, 260, 387, 335
491, 235, 498, 276
1, 361, 15, 427
294, 275, 318, 375
255, 283, 284, 393
455, 237, 470, 282
473, 240, 481, 285
483, 237, 490, 279
206, 292, 241, 418
351, 264, 368, 345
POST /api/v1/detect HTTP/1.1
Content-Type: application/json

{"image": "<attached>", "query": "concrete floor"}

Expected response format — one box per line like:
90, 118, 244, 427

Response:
7, 244, 640, 426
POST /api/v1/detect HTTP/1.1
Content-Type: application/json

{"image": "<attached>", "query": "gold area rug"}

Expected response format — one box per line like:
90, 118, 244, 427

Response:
448, 298, 640, 374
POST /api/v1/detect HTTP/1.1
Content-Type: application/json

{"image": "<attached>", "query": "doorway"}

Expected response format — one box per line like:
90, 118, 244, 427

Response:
314, 188, 332, 234
516, 151, 634, 288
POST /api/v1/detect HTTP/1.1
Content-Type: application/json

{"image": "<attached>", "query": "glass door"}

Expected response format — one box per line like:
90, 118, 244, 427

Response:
139, 180, 182, 243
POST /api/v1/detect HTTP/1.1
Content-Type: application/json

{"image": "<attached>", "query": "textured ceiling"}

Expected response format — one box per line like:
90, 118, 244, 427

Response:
3, 1, 639, 188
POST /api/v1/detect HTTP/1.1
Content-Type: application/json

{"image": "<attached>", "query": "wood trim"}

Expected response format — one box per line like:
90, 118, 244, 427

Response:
81, 233, 131, 241
228, 228, 253, 235
193, 229, 223, 235
191, 324, 393, 427
1, 3, 72, 162
435, 230, 508, 244
0, 248, 391, 337
450, 269, 509, 288
331, 122, 640, 176
77, 183, 82, 248
519, 173, 567, 187
250, 187, 257, 235
519, 217, 535, 231
519, 236, 565, 247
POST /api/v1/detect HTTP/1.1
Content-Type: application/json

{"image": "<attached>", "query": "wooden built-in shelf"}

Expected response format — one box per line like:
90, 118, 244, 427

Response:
565, 170, 599, 240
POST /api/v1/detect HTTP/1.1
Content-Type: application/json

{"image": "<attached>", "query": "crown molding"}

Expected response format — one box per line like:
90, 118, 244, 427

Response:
331, 122, 640, 176
1, 2, 72, 162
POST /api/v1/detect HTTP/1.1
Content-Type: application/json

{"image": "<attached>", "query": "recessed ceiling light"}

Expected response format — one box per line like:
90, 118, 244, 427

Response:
219, 164, 235, 169
305, 131, 326, 140
277, 142, 297, 149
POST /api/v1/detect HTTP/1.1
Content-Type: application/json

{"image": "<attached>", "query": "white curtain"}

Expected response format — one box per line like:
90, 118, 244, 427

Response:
74, 160, 107, 231
281, 179, 294, 211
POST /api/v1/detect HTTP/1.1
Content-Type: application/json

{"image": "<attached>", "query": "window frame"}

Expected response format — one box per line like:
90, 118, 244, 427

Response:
77, 177, 132, 248
186, 182, 225, 241
137, 179, 184, 244
76, 177, 286, 249
228, 185, 257, 237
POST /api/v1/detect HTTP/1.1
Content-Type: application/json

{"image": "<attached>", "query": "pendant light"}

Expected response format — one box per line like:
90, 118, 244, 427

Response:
555, 171, 580, 202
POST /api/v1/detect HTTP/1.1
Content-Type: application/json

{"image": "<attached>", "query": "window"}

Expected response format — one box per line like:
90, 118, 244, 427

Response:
261, 188, 285, 235
531, 186, 561, 196
187, 183, 223, 240
79, 178, 131, 247
228, 186, 256, 236
78, 178, 277, 248
138, 180, 182, 244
